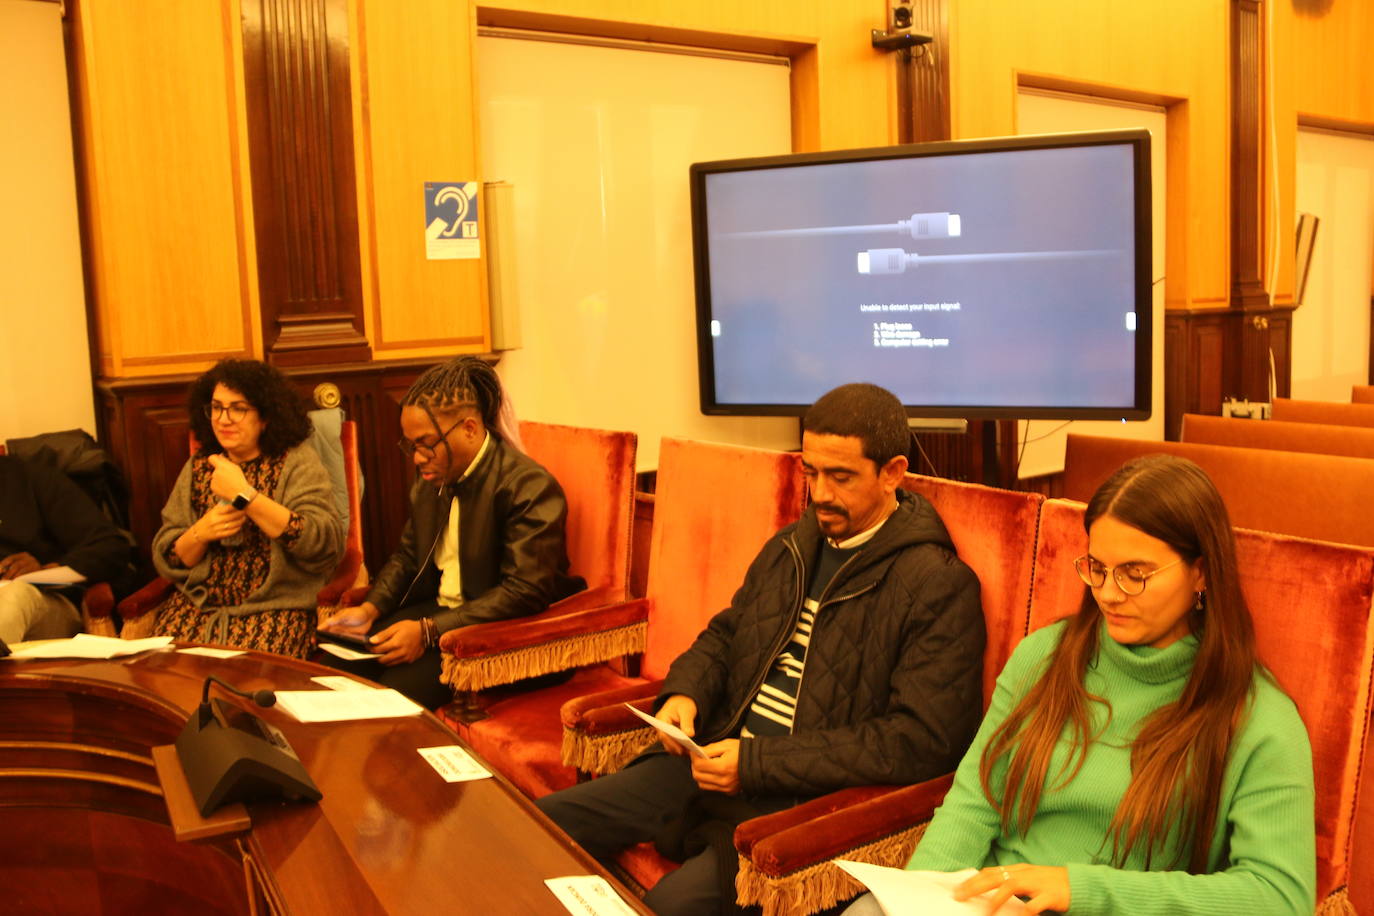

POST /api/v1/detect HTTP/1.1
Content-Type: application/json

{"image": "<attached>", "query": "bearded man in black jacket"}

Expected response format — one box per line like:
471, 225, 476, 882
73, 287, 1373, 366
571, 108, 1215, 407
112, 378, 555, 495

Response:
537, 383, 985, 916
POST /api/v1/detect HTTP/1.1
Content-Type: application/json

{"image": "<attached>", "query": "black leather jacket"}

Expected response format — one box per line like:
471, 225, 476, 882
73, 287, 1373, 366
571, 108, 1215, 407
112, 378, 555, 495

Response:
658, 488, 985, 798
365, 434, 584, 633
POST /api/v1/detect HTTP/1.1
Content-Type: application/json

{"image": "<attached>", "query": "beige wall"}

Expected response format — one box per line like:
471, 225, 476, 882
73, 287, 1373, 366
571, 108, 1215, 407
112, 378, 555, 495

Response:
0, 0, 97, 438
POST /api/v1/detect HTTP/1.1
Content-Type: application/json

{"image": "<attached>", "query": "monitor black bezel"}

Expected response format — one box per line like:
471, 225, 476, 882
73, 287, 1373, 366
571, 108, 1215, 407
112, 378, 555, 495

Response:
689, 128, 1154, 420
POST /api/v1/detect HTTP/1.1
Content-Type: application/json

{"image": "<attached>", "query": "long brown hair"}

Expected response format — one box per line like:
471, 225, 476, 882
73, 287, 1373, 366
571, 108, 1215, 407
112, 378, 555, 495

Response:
979, 455, 1258, 871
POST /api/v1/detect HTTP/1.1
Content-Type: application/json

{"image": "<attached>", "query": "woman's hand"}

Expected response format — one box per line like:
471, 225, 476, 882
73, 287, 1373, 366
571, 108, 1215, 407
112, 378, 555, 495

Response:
208, 453, 251, 502
195, 502, 247, 542
954, 864, 1070, 914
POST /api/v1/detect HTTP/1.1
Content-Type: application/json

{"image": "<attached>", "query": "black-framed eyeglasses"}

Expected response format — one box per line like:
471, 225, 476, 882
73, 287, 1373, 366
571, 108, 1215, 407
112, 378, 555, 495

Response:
204, 402, 255, 423
1073, 555, 1183, 597
398, 417, 465, 460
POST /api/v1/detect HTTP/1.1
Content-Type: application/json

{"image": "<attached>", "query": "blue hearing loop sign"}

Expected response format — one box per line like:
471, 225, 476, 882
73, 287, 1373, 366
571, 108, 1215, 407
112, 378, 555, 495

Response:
424, 181, 480, 260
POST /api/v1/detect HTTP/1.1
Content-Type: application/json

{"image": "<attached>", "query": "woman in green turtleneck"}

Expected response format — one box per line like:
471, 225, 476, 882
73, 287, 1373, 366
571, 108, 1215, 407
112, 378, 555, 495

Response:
845, 455, 1314, 916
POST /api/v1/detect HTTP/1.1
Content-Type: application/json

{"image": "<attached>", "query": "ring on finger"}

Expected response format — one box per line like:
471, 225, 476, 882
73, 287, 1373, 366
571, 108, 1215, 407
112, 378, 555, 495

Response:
999, 867, 1011, 883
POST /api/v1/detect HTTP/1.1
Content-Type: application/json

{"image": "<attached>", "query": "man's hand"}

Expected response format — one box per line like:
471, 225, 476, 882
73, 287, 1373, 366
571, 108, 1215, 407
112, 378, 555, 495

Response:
0, 552, 41, 580
954, 864, 1070, 915
691, 739, 741, 795
207, 454, 251, 502
656, 694, 698, 756
320, 601, 381, 637
194, 502, 247, 542
369, 619, 425, 666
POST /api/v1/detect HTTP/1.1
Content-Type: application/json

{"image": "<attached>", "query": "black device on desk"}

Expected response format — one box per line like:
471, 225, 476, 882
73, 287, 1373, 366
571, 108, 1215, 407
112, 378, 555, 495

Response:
315, 627, 379, 652
175, 675, 321, 817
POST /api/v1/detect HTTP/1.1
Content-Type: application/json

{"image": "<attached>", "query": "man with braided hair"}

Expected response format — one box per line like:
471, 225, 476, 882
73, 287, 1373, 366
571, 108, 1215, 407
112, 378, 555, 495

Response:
320, 356, 584, 707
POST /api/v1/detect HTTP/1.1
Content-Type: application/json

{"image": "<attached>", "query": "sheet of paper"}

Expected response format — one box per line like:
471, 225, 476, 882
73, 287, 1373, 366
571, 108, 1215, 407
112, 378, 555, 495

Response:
273, 688, 423, 723
4, 565, 86, 586
3, 634, 172, 660
622, 703, 708, 758
417, 745, 492, 782
178, 646, 245, 659
834, 861, 1030, 916
317, 641, 378, 662
310, 674, 379, 691
544, 876, 638, 916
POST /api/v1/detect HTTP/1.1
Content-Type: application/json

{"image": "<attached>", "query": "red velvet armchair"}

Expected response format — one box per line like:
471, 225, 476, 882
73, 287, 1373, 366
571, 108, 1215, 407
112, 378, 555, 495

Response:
443, 438, 806, 806
105, 415, 364, 638
435, 421, 638, 701
743, 497, 1374, 916
726, 475, 1044, 915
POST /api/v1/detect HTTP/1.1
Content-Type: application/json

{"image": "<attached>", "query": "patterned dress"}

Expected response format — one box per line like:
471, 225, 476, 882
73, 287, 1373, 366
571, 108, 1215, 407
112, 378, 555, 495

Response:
155, 453, 314, 658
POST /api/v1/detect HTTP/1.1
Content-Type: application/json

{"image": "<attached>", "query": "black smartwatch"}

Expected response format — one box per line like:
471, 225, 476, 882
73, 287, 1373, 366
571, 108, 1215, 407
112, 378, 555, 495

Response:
231, 487, 259, 511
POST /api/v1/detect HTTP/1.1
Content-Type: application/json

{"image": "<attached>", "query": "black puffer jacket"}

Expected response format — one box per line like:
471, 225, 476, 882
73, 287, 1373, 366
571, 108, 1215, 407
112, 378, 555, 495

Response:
658, 488, 985, 798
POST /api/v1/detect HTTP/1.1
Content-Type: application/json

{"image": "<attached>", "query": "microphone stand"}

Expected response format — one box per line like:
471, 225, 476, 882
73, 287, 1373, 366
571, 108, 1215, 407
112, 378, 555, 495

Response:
175, 675, 321, 817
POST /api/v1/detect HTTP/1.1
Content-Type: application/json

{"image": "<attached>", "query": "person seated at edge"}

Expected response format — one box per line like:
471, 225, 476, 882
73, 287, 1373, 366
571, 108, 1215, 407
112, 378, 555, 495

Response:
151, 359, 343, 658
537, 382, 985, 916
844, 454, 1315, 916
319, 356, 584, 709
0, 452, 129, 644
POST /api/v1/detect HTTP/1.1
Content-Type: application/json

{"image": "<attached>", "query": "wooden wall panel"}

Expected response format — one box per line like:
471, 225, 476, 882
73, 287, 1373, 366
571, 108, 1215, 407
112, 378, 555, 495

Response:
353, 0, 489, 358
72, 0, 259, 377
946, 0, 1230, 311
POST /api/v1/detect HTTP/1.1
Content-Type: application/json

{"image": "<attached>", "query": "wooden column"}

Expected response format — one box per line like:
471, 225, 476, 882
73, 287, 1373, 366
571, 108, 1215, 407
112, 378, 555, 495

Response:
1229, 0, 1294, 402
907, 0, 950, 143
1163, 0, 1293, 439
241, 0, 371, 367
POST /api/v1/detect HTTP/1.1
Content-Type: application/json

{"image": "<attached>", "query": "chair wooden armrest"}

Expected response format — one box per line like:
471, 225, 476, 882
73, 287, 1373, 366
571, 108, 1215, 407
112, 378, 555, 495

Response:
734, 774, 955, 916
557, 678, 664, 775
438, 596, 649, 693
116, 577, 174, 639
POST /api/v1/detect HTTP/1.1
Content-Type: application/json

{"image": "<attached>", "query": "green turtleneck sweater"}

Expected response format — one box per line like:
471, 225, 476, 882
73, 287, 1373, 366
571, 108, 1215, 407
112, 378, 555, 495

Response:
907, 620, 1315, 915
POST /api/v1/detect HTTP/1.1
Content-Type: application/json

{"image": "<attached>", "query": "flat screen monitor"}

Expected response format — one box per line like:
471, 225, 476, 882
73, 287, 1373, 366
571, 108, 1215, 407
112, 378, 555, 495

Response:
690, 129, 1152, 420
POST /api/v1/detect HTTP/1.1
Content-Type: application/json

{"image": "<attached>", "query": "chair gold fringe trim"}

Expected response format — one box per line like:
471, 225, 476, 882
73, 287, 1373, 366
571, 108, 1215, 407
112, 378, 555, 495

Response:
441, 621, 646, 692
1316, 887, 1354, 915
119, 613, 159, 640
561, 724, 657, 775
83, 609, 116, 639
735, 822, 928, 916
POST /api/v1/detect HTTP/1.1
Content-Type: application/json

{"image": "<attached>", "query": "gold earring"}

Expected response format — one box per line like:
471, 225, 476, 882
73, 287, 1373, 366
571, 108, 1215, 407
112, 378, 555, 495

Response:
1194, 591, 1205, 612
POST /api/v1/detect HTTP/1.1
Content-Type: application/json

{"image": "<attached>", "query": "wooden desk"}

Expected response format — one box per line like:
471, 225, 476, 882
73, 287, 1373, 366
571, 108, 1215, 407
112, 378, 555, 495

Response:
0, 647, 651, 914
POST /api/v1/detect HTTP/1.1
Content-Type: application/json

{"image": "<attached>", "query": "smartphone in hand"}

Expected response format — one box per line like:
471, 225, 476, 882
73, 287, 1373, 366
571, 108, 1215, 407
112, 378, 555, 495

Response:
315, 628, 378, 653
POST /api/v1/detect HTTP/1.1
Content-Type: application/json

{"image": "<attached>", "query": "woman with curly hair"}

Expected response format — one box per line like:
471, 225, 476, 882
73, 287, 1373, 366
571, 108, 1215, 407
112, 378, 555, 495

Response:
150, 359, 343, 658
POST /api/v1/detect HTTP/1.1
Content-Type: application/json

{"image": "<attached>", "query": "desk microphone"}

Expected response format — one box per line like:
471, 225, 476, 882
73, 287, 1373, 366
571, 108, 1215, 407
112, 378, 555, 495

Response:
195, 675, 276, 727
176, 674, 320, 816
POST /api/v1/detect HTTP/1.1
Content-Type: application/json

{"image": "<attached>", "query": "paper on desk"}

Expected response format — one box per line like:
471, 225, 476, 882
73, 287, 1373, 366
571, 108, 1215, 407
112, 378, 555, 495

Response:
310, 675, 379, 691
4, 634, 172, 660
623, 703, 708, 758
417, 745, 492, 782
317, 641, 378, 662
179, 646, 245, 659
273, 687, 423, 722
834, 861, 1030, 916
0, 565, 85, 587
545, 876, 638, 916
